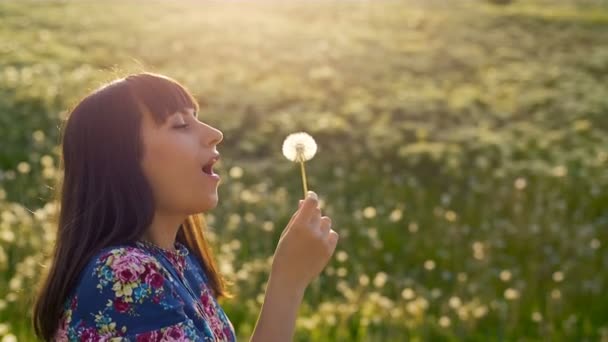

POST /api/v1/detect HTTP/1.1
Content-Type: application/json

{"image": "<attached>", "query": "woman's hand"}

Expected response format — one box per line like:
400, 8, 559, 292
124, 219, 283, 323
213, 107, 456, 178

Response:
270, 191, 339, 293
250, 191, 338, 342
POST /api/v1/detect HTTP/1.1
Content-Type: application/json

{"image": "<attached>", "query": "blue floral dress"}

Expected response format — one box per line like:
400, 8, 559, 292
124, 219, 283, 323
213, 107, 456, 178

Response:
53, 241, 236, 341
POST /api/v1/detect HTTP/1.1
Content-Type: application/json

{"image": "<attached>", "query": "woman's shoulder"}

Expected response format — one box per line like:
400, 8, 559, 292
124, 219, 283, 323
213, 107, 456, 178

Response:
80, 243, 159, 276
55, 243, 206, 340
76, 243, 168, 291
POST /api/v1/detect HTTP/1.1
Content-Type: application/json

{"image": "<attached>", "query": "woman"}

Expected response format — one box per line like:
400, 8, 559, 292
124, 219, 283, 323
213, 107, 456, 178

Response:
32, 72, 339, 341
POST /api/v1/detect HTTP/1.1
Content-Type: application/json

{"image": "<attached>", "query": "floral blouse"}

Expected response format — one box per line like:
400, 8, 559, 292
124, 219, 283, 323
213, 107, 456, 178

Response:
54, 240, 236, 341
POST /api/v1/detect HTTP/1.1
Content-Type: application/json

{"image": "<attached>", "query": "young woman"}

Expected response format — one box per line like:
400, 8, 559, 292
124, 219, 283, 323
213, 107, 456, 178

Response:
32, 72, 339, 341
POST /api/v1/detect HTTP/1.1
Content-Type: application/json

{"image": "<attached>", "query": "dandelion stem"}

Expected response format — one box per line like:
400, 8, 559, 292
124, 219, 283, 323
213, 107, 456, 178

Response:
299, 160, 308, 197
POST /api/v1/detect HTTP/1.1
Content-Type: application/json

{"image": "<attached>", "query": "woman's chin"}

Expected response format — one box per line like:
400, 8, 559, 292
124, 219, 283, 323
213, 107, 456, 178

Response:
198, 194, 219, 212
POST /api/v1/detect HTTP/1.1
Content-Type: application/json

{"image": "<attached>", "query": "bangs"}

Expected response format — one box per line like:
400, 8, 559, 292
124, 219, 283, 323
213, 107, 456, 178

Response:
125, 73, 201, 125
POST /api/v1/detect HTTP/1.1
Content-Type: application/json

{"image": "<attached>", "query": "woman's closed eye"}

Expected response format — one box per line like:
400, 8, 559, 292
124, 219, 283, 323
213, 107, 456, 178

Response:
174, 123, 190, 129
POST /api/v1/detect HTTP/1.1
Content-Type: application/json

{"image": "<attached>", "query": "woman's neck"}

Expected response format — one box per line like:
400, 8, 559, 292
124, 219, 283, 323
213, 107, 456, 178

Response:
141, 211, 186, 252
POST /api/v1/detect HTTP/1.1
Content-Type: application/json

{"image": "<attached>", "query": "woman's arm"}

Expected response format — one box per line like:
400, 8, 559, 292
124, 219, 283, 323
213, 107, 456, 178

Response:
249, 191, 339, 342
249, 274, 305, 342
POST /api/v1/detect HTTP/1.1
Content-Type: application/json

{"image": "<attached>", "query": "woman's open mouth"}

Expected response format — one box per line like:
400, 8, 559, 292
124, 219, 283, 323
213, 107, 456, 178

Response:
202, 155, 221, 181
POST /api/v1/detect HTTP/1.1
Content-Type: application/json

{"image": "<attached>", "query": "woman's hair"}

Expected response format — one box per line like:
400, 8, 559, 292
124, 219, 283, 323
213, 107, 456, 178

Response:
32, 72, 231, 341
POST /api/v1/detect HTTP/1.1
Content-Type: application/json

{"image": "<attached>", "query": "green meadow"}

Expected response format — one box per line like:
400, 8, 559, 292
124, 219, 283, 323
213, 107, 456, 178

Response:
1, 0, 607, 340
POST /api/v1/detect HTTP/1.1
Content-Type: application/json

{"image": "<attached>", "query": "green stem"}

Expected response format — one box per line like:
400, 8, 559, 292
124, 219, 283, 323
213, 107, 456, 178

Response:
299, 160, 308, 198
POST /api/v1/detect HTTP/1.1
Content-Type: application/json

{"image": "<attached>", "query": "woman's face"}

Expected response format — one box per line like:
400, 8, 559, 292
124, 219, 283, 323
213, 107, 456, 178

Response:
139, 107, 223, 215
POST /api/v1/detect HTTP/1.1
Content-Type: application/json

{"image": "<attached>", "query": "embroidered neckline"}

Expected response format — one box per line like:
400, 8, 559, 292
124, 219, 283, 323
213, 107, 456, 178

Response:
134, 240, 189, 276
135, 239, 188, 257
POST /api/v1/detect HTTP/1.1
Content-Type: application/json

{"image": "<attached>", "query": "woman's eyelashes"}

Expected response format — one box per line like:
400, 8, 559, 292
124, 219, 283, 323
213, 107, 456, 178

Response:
173, 114, 202, 130
174, 123, 190, 129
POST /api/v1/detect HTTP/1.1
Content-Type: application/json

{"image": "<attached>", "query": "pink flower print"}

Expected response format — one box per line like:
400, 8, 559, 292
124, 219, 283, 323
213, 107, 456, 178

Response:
114, 297, 130, 313
223, 326, 232, 339
162, 325, 188, 342
80, 326, 100, 341
140, 261, 155, 281
99, 251, 112, 263
117, 267, 139, 283
136, 330, 159, 342
213, 327, 226, 339
111, 252, 146, 283
200, 291, 216, 317
70, 295, 78, 310
165, 254, 186, 278
145, 271, 165, 289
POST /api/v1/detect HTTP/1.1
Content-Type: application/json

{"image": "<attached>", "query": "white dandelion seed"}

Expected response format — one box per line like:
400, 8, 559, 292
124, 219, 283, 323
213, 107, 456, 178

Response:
282, 132, 318, 162
282, 132, 318, 197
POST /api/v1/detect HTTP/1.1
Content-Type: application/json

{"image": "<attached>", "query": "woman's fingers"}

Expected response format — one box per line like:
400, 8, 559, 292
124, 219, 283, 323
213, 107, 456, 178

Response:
294, 191, 320, 226
319, 216, 331, 238
285, 191, 335, 249
327, 229, 339, 251
280, 200, 304, 239
309, 207, 321, 229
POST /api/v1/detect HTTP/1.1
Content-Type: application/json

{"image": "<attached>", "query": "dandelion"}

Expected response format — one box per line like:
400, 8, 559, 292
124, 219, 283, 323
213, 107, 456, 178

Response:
389, 208, 403, 222
552, 271, 564, 282
336, 250, 349, 262
363, 206, 377, 219
373, 272, 388, 288
229, 166, 243, 179
17, 161, 31, 174
504, 288, 520, 300
401, 288, 415, 300
408, 222, 419, 233
449, 296, 462, 309
1, 334, 17, 342
424, 260, 436, 270
499, 270, 512, 282
438, 316, 451, 328
551, 289, 562, 300
282, 132, 318, 197
514, 177, 527, 190
473, 305, 488, 318
359, 274, 370, 286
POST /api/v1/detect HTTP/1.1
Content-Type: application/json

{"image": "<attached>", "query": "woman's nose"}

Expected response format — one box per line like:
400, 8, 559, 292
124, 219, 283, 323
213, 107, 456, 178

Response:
203, 125, 223, 147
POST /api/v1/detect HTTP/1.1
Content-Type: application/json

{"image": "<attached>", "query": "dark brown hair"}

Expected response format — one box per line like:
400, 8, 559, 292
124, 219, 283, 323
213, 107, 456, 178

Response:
32, 72, 231, 341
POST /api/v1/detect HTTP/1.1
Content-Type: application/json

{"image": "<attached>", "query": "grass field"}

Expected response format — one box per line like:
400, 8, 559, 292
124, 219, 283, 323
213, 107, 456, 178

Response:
1, 0, 608, 340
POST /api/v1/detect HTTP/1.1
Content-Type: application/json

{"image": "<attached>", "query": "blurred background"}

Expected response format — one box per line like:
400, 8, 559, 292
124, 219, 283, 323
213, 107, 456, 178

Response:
1, 0, 608, 340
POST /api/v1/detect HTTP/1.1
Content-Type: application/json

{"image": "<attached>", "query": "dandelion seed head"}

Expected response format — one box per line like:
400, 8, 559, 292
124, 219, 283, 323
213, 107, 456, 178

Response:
229, 166, 243, 179
401, 288, 415, 300
514, 177, 527, 190
424, 260, 436, 270
552, 271, 564, 282
473, 305, 488, 318
2, 334, 17, 342
504, 288, 520, 300
373, 272, 388, 288
551, 289, 561, 299
282, 132, 317, 162
449, 296, 462, 309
